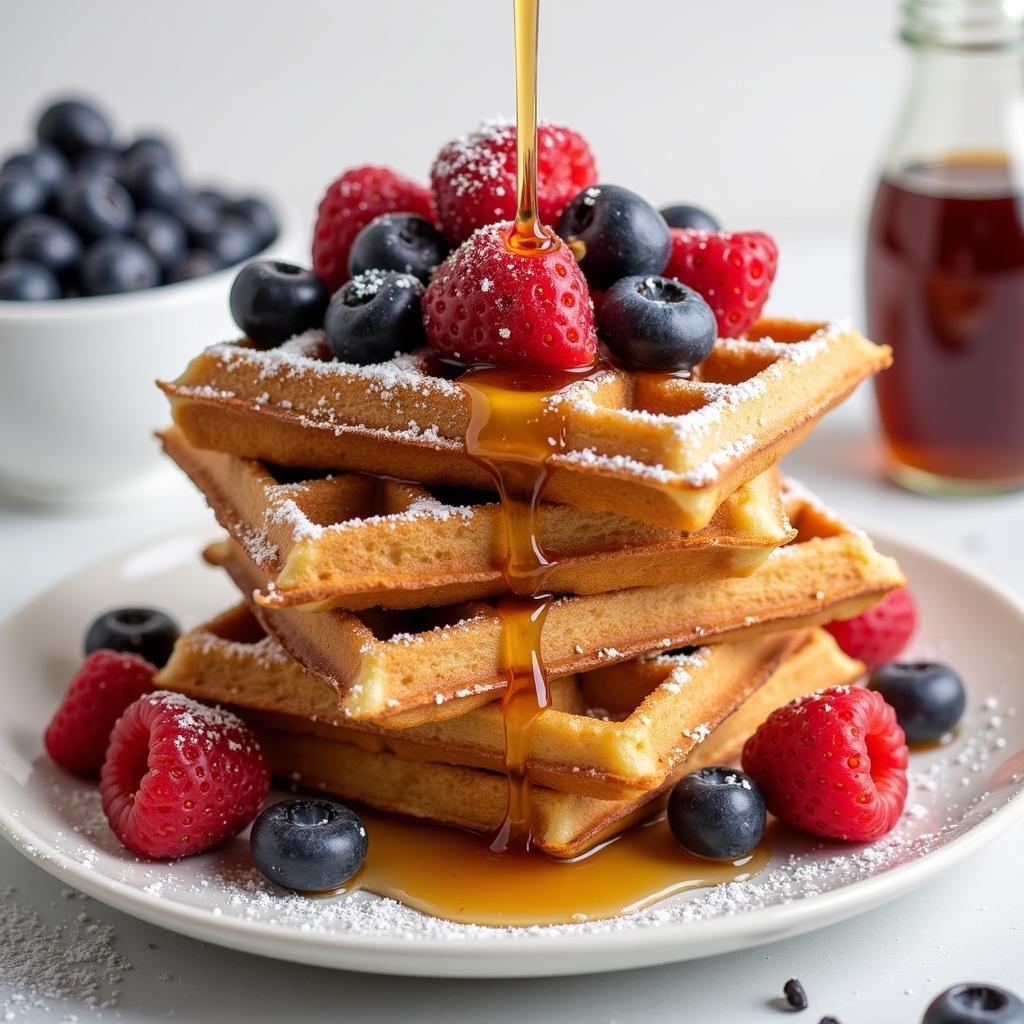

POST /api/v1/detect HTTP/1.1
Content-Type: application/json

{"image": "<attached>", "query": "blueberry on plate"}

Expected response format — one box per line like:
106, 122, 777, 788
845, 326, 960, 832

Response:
230, 196, 279, 250
79, 237, 160, 295
667, 765, 766, 860
923, 983, 1024, 1024
119, 153, 184, 214
659, 203, 720, 232
597, 274, 717, 371
0, 168, 47, 231
84, 607, 180, 667
122, 134, 176, 167
36, 98, 113, 158
2, 144, 69, 199
57, 173, 134, 240
868, 661, 966, 744
348, 213, 449, 284
2, 214, 82, 277
229, 260, 329, 345
324, 269, 426, 364
189, 213, 260, 267
132, 209, 187, 270
0, 259, 61, 301
164, 249, 221, 284
250, 799, 368, 892
557, 184, 671, 289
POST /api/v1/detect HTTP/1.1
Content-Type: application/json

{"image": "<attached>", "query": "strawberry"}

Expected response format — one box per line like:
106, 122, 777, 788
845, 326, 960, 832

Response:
825, 587, 917, 672
100, 691, 269, 860
742, 686, 908, 842
44, 650, 155, 779
430, 119, 597, 244
312, 166, 434, 293
663, 228, 778, 338
421, 221, 597, 370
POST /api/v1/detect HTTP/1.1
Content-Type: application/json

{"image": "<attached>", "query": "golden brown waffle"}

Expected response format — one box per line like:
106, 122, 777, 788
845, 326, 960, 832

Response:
203, 481, 902, 726
159, 427, 794, 612
158, 606, 860, 799
236, 629, 859, 858
160, 319, 891, 531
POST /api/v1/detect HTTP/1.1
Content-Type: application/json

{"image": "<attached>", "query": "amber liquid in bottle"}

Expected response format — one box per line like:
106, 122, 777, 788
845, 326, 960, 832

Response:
866, 154, 1024, 491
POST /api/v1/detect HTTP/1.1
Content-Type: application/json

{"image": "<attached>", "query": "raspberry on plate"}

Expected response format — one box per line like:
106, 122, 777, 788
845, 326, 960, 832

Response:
44, 649, 155, 778
422, 221, 597, 369
663, 228, 778, 338
742, 685, 909, 842
312, 166, 434, 293
825, 586, 917, 671
100, 691, 269, 860
430, 119, 597, 244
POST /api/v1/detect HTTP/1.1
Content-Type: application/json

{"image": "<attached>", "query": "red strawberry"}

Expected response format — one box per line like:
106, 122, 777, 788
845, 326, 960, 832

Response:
430, 119, 597, 245
663, 229, 778, 338
312, 166, 434, 293
100, 691, 269, 860
44, 650, 155, 779
742, 686, 909, 842
422, 221, 597, 370
825, 587, 917, 672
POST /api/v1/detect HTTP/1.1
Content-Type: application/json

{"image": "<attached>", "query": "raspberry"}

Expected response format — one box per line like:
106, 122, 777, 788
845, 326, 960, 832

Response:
825, 587, 917, 671
663, 229, 778, 338
742, 686, 908, 842
100, 691, 269, 859
312, 166, 434, 293
44, 650, 155, 778
422, 221, 597, 370
430, 119, 597, 244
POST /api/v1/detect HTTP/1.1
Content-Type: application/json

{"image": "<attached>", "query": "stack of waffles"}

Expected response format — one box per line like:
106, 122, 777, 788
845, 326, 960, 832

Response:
155, 317, 903, 858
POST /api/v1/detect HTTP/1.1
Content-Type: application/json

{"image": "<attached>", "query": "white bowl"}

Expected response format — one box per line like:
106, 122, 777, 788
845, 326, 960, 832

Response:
0, 215, 302, 504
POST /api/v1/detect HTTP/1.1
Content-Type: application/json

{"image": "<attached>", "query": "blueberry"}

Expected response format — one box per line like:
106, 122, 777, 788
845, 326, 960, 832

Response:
57, 173, 134, 240
79, 237, 160, 295
784, 979, 810, 1011
923, 983, 1024, 1024
122, 134, 176, 167
132, 210, 187, 270
868, 662, 966, 744
250, 799, 368, 892
230, 196, 279, 249
178, 191, 223, 238
324, 269, 426, 364
660, 203, 721, 232
229, 260, 329, 345
0, 259, 61, 301
73, 147, 121, 179
36, 98, 113, 158
2, 215, 82, 277
667, 766, 765, 860
2, 144, 69, 199
119, 153, 184, 214
348, 213, 449, 284
557, 184, 671, 289
189, 213, 260, 268
597, 274, 717, 371
84, 607, 180, 667
164, 249, 221, 284
0, 169, 47, 231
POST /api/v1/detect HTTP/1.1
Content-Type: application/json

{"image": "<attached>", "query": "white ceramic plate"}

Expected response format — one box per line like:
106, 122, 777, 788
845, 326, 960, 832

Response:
0, 528, 1022, 978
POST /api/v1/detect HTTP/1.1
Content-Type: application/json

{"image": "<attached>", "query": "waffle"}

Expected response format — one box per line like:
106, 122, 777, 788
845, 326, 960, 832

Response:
159, 427, 794, 612
236, 628, 858, 858
202, 481, 903, 726
160, 319, 891, 532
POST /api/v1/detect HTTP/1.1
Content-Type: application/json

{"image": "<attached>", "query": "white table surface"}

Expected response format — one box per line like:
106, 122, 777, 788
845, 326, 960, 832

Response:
1, 234, 1023, 1023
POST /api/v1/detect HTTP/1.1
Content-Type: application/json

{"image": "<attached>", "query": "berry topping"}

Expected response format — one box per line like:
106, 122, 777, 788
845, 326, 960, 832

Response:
348, 213, 450, 284
229, 260, 330, 347
784, 979, 810, 1011
868, 661, 966, 744
824, 586, 917, 671
44, 650, 155, 778
250, 799, 368, 892
79, 236, 160, 296
84, 607, 181, 669
742, 686, 909, 842
36, 98, 114, 158
312, 166, 434, 293
422, 221, 596, 369
325, 269, 426, 364
132, 209, 187, 271
0, 259, 60, 301
2, 144, 70, 200
660, 203, 720, 232
2, 214, 82, 277
667, 766, 766, 860
100, 691, 269, 859
57, 172, 134, 240
0, 169, 47, 231
663, 229, 778, 338
558, 184, 671, 290
430, 119, 597, 244
597, 274, 717, 371
923, 984, 1024, 1024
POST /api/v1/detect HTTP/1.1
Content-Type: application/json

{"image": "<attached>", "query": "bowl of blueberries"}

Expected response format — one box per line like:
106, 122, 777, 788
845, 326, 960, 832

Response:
0, 96, 295, 503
